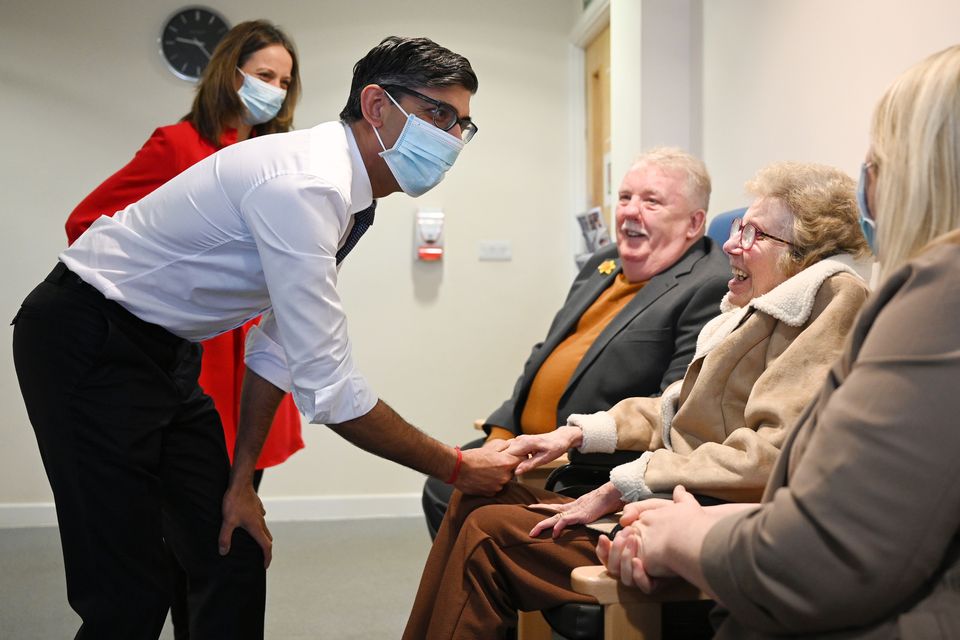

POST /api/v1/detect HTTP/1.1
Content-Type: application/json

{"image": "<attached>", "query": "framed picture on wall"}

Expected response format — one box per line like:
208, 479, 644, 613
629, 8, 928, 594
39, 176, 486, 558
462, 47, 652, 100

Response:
576, 206, 611, 253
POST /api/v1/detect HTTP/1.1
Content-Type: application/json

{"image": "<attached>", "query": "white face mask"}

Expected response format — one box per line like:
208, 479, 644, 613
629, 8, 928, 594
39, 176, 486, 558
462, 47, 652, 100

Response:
372, 91, 464, 197
237, 68, 286, 125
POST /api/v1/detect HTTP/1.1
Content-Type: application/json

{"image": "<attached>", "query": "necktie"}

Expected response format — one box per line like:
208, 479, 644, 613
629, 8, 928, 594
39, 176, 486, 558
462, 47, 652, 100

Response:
336, 201, 376, 265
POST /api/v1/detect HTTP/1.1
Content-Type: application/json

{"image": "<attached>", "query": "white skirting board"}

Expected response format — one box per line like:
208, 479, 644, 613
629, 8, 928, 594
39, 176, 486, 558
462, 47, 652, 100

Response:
0, 493, 422, 529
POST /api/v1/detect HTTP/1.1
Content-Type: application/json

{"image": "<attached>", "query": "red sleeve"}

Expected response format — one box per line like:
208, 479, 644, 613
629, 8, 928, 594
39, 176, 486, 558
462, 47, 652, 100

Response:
201, 320, 305, 470
65, 125, 190, 244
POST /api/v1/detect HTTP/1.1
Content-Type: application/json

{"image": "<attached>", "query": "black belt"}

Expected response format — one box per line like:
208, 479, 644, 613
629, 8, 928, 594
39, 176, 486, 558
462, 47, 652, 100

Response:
44, 262, 187, 351
46, 261, 96, 291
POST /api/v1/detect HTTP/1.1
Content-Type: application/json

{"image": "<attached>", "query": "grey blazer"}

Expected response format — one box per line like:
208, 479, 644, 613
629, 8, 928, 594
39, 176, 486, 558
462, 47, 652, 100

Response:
703, 231, 960, 639
485, 237, 730, 436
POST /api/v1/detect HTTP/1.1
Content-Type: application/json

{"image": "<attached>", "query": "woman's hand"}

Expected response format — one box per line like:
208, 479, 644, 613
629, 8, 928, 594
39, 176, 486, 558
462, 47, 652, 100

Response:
505, 425, 583, 475
598, 486, 723, 595
596, 527, 661, 591
528, 482, 624, 538
618, 496, 674, 526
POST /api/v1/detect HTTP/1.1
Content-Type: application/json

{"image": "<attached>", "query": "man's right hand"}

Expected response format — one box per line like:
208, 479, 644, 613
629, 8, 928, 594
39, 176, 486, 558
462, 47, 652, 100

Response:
454, 447, 521, 496
219, 481, 273, 569
326, 400, 522, 497
481, 437, 511, 450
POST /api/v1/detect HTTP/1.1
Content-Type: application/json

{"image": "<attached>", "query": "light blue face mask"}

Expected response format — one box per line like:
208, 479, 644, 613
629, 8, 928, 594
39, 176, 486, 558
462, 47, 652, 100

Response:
372, 91, 464, 197
856, 162, 877, 254
237, 68, 286, 125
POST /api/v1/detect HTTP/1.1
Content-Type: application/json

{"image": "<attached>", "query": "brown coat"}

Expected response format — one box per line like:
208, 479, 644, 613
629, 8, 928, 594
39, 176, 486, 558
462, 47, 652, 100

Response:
572, 257, 871, 503
702, 230, 960, 638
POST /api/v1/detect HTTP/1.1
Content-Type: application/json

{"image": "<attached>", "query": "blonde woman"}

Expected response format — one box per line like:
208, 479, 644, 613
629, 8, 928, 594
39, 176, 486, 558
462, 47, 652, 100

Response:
606, 44, 960, 638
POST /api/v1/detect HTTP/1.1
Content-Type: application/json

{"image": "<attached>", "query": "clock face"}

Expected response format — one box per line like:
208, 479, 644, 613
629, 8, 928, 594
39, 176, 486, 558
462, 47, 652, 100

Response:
160, 7, 230, 82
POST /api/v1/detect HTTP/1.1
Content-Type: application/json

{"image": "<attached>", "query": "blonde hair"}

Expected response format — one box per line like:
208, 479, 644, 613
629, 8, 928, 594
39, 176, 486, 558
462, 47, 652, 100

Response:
871, 44, 960, 278
746, 162, 869, 275
633, 146, 712, 213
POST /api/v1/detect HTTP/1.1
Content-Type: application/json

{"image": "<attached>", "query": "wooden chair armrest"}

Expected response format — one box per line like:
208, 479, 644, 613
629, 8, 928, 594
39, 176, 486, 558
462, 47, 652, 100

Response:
533, 453, 569, 470
571, 565, 708, 604
570, 565, 709, 640
517, 453, 568, 488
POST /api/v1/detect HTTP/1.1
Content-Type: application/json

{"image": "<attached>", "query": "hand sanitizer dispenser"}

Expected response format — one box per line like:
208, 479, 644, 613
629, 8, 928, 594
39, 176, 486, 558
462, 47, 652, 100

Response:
415, 210, 444, 261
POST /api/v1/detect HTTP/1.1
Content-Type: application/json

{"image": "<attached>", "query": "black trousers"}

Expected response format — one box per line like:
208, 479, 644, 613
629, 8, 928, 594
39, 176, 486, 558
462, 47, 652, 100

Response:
12, 263, 265, 640
169, 469, 264, 640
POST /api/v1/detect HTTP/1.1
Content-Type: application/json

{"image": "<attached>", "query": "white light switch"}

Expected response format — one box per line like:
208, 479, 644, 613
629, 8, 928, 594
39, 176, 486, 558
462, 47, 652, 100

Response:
478, 240, 512, 261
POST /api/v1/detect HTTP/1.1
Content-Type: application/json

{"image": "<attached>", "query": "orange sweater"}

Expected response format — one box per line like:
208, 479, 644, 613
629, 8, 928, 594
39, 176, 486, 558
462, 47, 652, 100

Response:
489, 274, 645, 440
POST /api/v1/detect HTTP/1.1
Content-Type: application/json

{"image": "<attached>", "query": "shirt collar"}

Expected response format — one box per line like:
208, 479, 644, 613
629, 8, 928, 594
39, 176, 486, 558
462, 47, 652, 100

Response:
342, 122, 374, 214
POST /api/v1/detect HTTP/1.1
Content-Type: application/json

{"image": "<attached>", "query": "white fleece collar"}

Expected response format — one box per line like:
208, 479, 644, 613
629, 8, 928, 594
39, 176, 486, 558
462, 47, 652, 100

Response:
695, 255, 863, 361
720, 254, 862, 325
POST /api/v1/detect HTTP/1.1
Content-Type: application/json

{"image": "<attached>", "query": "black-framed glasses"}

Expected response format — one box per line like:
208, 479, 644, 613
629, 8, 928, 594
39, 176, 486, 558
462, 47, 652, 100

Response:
383, 85, 478, 143
729, 217, 797, 251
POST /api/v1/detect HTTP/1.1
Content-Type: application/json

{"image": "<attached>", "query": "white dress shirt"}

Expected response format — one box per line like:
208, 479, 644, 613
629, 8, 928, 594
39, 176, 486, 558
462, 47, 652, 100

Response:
60, 121, 378, 425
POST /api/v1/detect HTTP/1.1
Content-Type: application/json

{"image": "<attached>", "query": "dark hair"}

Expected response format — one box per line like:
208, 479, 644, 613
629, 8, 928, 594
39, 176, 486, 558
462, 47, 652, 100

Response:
339, 36, 478, 122
183, 20, 301, 147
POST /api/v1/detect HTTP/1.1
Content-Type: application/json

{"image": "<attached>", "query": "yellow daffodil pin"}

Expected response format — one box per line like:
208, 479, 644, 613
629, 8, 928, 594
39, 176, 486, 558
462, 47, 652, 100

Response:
598, 260, 616, 275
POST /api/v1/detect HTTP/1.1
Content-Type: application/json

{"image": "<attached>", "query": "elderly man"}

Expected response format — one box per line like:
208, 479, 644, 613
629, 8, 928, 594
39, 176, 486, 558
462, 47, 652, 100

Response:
11, 36, 519, 640
422, 147, 730, 537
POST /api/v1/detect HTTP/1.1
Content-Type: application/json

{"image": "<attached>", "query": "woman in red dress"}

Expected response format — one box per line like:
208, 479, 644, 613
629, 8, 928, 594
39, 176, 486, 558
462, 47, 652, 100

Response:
64, 20, 304, 637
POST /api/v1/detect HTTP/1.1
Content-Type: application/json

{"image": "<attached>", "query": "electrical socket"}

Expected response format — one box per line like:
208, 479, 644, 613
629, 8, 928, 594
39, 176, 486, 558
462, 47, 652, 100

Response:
478, 240, 512, 261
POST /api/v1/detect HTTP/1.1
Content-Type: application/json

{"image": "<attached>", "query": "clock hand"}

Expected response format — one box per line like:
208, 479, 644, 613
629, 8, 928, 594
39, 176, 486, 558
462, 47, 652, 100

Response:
172, 36, 213, 60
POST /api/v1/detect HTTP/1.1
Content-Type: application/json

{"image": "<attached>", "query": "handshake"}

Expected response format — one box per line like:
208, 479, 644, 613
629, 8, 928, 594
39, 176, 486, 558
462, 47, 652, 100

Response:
451, 426, 584, 496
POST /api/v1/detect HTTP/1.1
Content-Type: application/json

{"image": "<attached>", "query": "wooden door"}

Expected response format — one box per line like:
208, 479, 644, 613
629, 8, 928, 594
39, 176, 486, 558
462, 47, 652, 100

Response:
585, 25, 611, 227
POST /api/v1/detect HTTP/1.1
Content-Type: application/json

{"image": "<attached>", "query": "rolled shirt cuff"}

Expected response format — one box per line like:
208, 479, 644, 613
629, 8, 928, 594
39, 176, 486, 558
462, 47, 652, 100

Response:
295, 371, 378, 425
610, 451, 654, 502
568, 411, 618, 454
245, 324, 378, 424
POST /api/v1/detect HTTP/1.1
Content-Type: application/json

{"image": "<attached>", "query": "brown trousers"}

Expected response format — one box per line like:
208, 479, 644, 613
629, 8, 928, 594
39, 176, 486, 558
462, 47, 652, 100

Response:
403, 482, 601, 640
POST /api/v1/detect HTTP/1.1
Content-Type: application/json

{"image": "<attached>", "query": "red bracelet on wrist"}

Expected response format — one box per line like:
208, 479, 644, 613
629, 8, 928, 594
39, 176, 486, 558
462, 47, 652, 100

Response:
445, 446, 463, 485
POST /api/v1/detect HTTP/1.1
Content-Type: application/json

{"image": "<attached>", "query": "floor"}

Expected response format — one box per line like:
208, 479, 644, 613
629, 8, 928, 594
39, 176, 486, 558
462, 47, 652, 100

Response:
0, 517, 433, 639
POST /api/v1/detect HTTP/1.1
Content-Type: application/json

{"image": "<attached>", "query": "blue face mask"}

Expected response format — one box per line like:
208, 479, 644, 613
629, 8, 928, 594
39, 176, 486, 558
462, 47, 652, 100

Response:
372, 91, 464, 197
856, 162, 877, 254
237, 68, 286, 125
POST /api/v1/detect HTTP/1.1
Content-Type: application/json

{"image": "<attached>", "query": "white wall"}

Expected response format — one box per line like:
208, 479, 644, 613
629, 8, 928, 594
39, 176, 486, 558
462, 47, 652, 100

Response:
0, 0, 580, 521
609, 0, 703, 188
6, 0, 958, 524
701, 0, 960, 215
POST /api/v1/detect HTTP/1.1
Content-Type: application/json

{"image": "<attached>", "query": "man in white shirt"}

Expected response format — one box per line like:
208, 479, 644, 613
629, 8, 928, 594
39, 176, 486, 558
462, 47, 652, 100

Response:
12, 36, 518, 640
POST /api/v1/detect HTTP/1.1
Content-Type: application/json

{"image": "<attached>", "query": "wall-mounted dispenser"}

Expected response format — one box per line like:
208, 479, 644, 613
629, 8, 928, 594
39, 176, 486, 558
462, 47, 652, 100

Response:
415, 210, 444, 261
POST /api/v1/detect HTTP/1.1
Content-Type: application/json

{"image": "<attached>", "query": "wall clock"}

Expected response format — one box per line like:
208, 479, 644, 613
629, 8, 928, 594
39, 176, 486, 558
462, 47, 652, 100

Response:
159, 7, 230, 82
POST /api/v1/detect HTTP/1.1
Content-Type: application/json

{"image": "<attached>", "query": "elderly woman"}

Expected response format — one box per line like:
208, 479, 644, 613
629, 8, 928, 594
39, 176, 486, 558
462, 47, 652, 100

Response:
600, 45, 960, 639
402, 162, 871, 640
